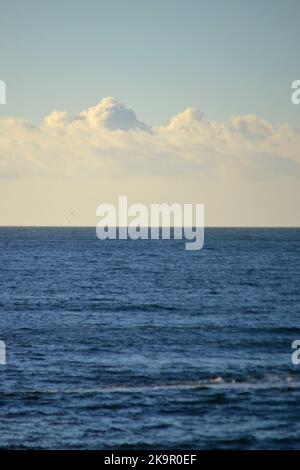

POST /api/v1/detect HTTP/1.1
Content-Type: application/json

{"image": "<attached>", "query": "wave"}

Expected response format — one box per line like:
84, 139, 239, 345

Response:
1, 375, 299, 396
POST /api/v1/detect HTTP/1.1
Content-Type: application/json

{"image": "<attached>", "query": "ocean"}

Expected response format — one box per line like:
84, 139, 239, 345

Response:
0, 227, 299, 449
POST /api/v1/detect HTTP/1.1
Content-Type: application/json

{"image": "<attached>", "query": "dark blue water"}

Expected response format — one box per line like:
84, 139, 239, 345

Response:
0, 228, 300, 449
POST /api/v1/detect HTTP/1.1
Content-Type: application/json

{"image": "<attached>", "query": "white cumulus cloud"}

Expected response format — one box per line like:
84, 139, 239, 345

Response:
0, 97, 299, 226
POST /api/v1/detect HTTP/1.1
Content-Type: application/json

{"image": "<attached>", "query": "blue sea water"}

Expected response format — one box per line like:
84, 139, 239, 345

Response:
0, 227, 300, 449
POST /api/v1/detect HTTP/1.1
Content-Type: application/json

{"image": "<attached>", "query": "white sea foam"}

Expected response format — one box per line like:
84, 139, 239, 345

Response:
1, 376, 299, 396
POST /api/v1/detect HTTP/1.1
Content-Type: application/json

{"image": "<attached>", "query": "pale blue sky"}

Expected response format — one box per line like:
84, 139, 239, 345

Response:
0, 0, 299, 126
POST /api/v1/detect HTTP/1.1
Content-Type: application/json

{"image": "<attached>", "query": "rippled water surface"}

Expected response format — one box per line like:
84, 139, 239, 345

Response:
0, 228, 300, 449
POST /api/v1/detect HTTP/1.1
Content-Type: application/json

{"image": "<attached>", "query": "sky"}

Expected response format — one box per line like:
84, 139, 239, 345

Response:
0, 0, 299, 226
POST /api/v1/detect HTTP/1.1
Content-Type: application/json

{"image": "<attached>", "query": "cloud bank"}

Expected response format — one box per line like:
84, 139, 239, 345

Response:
1, 96, 299, 181
0, 97, 299, 226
